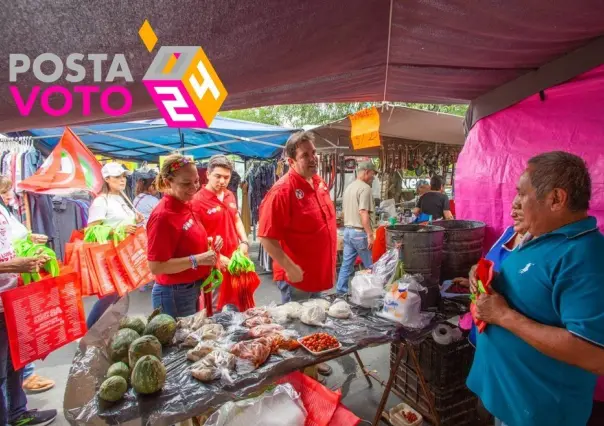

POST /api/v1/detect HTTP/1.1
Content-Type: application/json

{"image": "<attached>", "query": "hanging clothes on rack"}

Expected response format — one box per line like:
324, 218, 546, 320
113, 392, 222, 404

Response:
245, 161, 277, 226
240, 181, 252, 236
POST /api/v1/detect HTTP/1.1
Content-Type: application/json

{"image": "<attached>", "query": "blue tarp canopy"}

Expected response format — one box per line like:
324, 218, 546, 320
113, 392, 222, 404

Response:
19, 118, 297, 162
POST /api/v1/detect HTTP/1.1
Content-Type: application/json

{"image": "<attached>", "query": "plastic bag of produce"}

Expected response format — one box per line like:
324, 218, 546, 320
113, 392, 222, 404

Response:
230, 337, 272, 370
204, 383, 306, 426
378, 274, 433, 328
371, 248, 398, 286
350, 274, 384, 308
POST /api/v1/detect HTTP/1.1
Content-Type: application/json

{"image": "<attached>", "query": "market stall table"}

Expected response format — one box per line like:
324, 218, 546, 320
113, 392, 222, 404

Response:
64, 295, 463, 426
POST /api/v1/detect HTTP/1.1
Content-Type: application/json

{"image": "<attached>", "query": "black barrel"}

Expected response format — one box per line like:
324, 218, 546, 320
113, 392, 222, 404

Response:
386, 224, 445, 308
432, 220, 486, 281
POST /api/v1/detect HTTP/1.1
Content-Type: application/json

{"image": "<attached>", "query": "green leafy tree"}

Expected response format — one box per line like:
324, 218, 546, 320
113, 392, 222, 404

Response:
220, 103, 467, 127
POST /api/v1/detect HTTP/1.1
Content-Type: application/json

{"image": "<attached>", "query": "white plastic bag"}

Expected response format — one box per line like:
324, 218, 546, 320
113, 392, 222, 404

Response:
379, 274, 433, 328
351, 273, 384, 308
204, 383, 306, 426
371, 249, 398, 287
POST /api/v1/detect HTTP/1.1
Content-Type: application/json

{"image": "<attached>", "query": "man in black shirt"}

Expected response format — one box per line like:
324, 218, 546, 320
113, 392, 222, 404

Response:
413, 175, 453, 220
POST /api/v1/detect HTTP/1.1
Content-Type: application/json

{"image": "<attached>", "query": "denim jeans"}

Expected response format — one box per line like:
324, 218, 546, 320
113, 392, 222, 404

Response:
277, 281, 322, 304
335, 228, 374, 294
151, 282, 201, 318
87, 293, 121, 329
0, 313, 27, 425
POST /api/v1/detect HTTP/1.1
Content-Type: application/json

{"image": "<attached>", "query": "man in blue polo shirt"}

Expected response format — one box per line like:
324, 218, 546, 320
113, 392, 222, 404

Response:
468, 151, 604, 426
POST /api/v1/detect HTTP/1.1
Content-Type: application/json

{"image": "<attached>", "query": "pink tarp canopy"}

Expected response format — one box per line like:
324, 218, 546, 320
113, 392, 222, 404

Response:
455, 65, 604, 249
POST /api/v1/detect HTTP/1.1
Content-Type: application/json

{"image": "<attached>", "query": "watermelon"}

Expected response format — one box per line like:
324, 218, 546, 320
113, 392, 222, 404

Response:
99, 376, 128, 402
131, 355, 166, 394
119, 316, 147, 335
129, 335, 162, 368
109, 328, 140, 363
144, 314, 177, 345
148, 307, 162, 322
107, 362, 130, 382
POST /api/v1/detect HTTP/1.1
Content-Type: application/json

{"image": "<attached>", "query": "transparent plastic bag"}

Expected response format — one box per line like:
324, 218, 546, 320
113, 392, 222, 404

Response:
378, 274, 434, 329
204, 383, 306, 426
351, 274, 384, 308
371, 248, 398, 286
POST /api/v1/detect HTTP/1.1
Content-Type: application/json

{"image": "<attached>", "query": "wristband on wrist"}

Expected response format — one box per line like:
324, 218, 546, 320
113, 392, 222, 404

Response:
240, 241, 249, 247
189, 255, 198, 270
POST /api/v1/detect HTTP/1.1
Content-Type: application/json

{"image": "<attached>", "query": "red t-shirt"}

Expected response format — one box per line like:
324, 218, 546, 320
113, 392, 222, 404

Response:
146, 195, 210, 285
192, 188, 240, 257
258, 171, 337, 293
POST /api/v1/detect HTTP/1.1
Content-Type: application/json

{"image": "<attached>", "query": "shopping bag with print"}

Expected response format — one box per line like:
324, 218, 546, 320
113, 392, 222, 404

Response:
106, 247, 135, 296
86, 243, 118, 296
0, 271, 86, 370
115, 227, 153, 289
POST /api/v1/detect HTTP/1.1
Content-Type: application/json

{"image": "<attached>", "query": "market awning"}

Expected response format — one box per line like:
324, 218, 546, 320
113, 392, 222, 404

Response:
311, 106, 465, 156
1, 1, 603, 132
19, 118, 297, 162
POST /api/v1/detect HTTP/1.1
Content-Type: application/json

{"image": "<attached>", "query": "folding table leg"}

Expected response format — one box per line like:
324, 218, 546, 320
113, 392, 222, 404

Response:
352, 350, 373, 387
371, 342, 407, 426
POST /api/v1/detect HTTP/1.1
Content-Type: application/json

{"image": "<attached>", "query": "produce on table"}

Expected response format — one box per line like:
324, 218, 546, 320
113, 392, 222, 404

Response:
201, 323, 224, 340
264, 333, 301, 354
177, 309, 209, 331
98, 376, 128, 402
190, 350, 236, 382
128, 335, 162, 368
249, 324, 284, 338
230, 338, 272, 369
244, 307, 269, 318
106, 362, 130, 383
302, 299, 331, 311
328, 299, 352, 319
109, 328, 141, 363
191, 366, 220, 382
243, 315, 272, 328
222, 304, 240, 313
300, 305, 327, 326
187, 340, 219, 362
144, 314, 177, 345
147, 307, 162, 322
131, 355, 166, 395
119, 316, 147, 336
283, 302, 303, 319
300, 333, 340, 353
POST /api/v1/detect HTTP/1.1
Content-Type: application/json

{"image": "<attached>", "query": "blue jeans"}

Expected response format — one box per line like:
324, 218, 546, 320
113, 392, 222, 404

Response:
151, 282, 201, 318
0, 313, 27, 425
277, 281, 321, 304
87, 293, 120, 329
335, 228, 374, 294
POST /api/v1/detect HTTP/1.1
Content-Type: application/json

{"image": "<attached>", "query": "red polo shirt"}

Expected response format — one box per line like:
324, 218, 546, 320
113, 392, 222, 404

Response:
147, 195, 210, 285
258, 170, 337, 293
192, 188, 240, 257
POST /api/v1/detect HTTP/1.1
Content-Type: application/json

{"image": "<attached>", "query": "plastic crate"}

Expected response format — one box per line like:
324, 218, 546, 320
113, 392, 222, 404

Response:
390, 333, 474, 390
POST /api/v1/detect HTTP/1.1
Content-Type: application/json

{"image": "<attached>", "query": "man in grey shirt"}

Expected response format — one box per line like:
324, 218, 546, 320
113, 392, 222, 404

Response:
335, 161, 376, 295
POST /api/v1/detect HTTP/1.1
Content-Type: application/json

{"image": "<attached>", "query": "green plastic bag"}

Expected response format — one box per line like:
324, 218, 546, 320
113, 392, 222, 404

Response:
13, 236, 60, 285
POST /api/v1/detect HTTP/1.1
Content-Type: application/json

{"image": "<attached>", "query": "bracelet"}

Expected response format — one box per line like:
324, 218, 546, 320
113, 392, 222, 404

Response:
189, 255, 198, 270
240, 241, 249, 247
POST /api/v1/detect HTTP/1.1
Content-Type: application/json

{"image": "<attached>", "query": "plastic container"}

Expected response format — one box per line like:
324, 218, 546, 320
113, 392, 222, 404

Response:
388, 402, 423, 426
298, 338, 342, 356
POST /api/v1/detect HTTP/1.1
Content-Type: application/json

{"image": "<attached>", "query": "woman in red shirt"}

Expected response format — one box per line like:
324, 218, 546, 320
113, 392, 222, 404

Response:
147, 155, 221, 318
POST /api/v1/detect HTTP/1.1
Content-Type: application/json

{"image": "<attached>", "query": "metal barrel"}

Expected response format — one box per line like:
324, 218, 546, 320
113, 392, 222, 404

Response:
385, 224, 445, 308
432, 220, 486, 281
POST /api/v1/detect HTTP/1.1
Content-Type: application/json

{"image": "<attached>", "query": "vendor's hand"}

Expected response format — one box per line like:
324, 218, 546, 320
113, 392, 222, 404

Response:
30, 234, 48, 245
367, 233, 375, 249
219, 255, 230, 270
197, 250, 217, 266
135, 212, 145, 224
239, 242, 249, 255
213, 236, 224, 252
475, 290, 512, 326
285, 263, 304, 283
468, 264, 478, 293
452, 277, 470, 287
13, 257, 44, 273
125, 224, 138, 235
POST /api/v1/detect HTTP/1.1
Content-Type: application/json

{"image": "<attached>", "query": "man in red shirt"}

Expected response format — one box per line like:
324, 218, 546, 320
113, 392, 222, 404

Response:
258, 131, 337, 303
192, 155, 250, 310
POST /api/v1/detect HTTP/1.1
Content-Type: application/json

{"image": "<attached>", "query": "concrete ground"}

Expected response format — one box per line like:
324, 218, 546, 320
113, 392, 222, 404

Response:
25, 274, 402, 426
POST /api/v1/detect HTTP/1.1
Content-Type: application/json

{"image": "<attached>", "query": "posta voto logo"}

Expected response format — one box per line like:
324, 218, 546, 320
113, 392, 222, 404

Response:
8, 20, 227, 128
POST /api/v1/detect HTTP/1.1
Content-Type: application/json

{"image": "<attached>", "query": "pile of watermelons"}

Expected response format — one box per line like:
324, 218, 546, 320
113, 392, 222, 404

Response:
98, 309, 177, 402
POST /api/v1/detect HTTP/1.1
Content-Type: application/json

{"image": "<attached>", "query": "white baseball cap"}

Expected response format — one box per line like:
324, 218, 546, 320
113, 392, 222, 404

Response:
101, 162, 132, 179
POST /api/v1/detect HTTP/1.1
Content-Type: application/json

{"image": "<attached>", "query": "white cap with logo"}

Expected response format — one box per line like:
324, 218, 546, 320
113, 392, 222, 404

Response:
101, 162, 132, 179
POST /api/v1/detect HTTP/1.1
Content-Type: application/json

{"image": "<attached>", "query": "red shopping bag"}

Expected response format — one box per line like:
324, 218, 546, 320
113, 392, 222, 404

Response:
470, 258, 495, 333
70, 240, 95, 296
115, 227, 153, 289
86, 243, 117, 296
106, 249, 135, 296
0, 271, 86, 370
